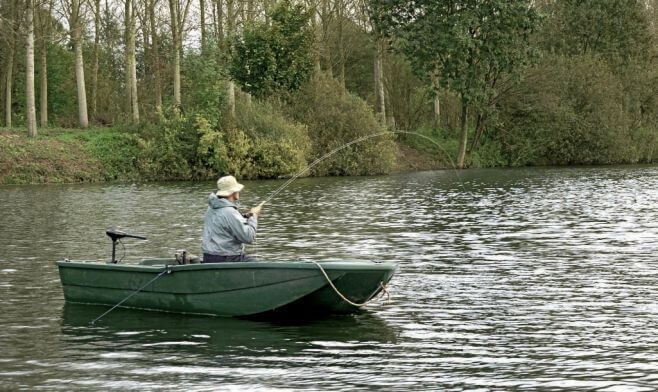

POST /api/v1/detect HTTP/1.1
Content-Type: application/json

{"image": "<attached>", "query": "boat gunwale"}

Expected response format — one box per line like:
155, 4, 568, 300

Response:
55, 260, 398, 273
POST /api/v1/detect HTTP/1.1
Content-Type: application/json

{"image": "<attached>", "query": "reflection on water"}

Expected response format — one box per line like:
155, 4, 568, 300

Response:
2, 167, 658, 390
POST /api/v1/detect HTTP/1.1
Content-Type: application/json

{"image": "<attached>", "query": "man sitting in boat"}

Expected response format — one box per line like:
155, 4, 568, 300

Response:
202, 175, 263, 263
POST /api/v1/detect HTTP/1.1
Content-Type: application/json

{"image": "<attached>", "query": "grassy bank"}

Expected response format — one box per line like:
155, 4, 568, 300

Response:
0, 127, 141, 184
0, 126, 445, 185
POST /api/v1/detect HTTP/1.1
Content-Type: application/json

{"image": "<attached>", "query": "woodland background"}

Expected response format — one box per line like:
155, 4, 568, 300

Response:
1, 0, 657, 183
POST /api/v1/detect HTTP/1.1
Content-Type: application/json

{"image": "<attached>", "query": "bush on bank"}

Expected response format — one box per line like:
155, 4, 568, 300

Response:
284, 74, 397, 176
0, 75, 406, 185
495, 54, 658, 166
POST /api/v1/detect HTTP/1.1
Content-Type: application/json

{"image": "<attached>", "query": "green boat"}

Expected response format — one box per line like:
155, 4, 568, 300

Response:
56, 230, 397, 317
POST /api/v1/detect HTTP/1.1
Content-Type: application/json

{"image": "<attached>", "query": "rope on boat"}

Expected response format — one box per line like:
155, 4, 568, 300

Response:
311, 261, 389, 307
90, 266, 171, 325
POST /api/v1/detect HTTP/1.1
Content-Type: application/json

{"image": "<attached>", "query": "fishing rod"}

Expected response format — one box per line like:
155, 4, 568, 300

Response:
248, 130, 456, 260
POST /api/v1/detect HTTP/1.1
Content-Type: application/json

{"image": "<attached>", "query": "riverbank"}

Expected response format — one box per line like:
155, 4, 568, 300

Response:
0, 127, 445, 185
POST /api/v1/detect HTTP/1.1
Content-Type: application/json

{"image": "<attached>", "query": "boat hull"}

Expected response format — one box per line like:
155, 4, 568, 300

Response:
56, 260, 397, 317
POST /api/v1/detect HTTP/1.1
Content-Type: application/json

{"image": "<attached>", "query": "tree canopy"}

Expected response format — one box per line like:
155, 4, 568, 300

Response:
230, 1, 314, 98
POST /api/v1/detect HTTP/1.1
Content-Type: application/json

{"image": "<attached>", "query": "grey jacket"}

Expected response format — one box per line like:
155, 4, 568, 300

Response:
202, 193, 258, 256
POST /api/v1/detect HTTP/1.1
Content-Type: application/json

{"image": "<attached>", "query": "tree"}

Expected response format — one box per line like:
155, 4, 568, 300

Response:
230, 1, 314, 98
125, 0, 138, 122
370, 0, 540, 168
2, 0, 21, 127
168, 0, 192, 107
37, 0, 53, 126
146, 0, 163, 109
90, 0, 100, 120
26, 0, 37, 136
68, 0, 89, 128
537, 0, 653, 65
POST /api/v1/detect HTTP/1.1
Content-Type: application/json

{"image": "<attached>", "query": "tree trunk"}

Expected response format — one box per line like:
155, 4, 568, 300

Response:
457, 98, 469, 169
91, 0, 101, 121
433, 93, 440, 129
247, 0, 253, 23
432, 67, 440, 129
226, 0, 235, 117
26, 0, 37, 137
125, 0, 139, 123
169, 0, 182, 107
228, 81, 235, 119
469, 113, 485, 153
215, 0, 224, 41
5, 46, 14, 128
200, 0, 206, 52
337, 0, 345, 88
374, 40, 386, 123
226, 0, 234, 34
264, 0, 271, 26
172, 42, 181, 107
311, 7, 321, 73
148, 0, 163, 109
39, 37, 48, 127
321, 0, 332, 77
72, 0, 89, 128
38, 0, 52, 127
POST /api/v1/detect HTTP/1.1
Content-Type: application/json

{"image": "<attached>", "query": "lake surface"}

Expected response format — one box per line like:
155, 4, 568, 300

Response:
1, 167, 658, 390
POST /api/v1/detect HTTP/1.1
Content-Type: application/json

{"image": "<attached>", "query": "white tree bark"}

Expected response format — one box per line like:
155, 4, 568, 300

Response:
125, 0, 139, 122
91, 0, 100, 120
433, 94, 440, 129
38, 0, 51, 127
26, 0, 38, 137
71, 0, 89, 128
226, 0, 235, 117
168, 0, 191, 107
148, 0, 163, 109
374, 40, 386, 123
228, 81, 235, 119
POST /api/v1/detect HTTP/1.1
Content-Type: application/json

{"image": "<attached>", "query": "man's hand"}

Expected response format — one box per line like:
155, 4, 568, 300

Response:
249, 201, 265, 217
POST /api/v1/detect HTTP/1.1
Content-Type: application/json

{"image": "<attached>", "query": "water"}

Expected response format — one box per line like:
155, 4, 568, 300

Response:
1, 167, 658, 390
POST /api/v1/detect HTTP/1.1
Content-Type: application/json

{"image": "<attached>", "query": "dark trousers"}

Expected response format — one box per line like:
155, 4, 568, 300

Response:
202, 253, 256, 263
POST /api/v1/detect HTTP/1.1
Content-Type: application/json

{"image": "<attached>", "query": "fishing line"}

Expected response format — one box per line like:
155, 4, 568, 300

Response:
250, 130, 457, 258
260, 130, 458, 205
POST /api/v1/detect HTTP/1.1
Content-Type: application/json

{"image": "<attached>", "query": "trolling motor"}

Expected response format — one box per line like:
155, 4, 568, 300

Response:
106, 229, 147, 264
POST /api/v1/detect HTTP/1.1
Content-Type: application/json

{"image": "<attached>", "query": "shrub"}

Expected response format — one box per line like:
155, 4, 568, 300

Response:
182, 53, 227, 124
222, 101, 311, 179
285, 74, 397, 176
136, 108, 200, 180
496, 54, 658, 165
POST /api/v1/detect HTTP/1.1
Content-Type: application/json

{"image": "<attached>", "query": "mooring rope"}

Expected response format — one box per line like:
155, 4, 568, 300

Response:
310, 261, 389, 307
90, 267, 171, 325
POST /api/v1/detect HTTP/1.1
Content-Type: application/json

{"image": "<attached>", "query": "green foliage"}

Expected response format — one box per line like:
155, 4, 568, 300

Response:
224, 101, 311, 178
536, 0, 654, 65
137, 109, 200, 179
182, 53, 227, 124
286, 74, 397, 176
137, 102, 310, 181
371, 0, 540, 106
196, 116, 230, 176
230, 0, 314, 98
0, 128, 137, 184
73, 128, 141, 180
496, 54, 658, 165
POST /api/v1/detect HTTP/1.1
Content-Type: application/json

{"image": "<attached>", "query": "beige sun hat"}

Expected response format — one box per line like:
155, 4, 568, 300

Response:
216, 175, 244, 196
